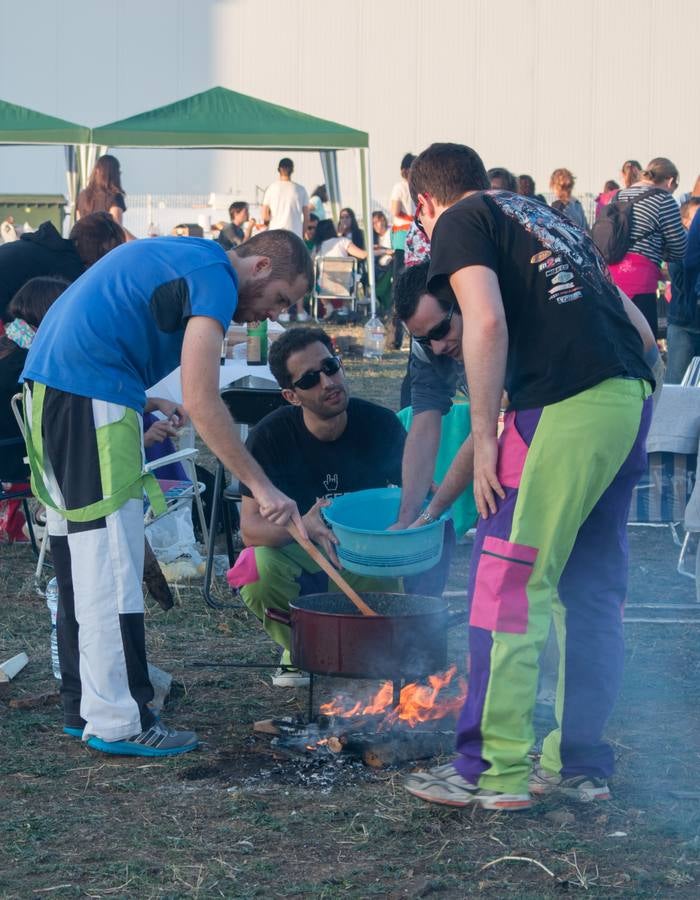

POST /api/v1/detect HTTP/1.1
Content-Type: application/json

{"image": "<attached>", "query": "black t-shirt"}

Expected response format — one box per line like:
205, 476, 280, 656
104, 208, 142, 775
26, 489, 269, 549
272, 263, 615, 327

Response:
427, 191, 653, 410
76, 189, 126, 217
409, 341, 467, 416
0, 222, 85, 321
218, 223, 245, 251
239, 398, 405, 514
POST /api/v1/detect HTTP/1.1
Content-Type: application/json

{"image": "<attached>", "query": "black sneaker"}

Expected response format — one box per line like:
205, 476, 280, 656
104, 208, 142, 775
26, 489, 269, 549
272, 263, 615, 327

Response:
86, 720, 198, 757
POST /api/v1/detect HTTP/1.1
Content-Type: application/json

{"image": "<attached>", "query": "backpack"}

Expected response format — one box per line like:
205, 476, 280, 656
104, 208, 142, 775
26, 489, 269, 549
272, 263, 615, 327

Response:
591, 187, 666, 264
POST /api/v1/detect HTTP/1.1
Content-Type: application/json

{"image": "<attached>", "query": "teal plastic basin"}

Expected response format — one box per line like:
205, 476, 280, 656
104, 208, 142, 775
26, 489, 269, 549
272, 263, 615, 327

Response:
323, 487, 449, 576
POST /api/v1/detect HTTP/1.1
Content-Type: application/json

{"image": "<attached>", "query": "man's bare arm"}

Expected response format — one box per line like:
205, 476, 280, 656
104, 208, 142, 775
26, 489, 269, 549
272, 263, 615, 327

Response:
239, 495, 291, 548
449, 266, 508, 519
240, 495, 340, 565
180, 316, 306, 534
397, 410, 442, 527
419, 435, 475, 524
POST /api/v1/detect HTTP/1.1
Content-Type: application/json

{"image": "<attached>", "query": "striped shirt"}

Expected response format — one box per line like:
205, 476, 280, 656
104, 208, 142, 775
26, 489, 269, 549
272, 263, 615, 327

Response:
616, 185, 687, 265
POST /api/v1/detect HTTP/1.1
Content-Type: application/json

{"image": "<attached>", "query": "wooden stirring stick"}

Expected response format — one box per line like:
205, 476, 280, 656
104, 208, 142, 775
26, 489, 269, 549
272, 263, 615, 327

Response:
287, 521, 378, 617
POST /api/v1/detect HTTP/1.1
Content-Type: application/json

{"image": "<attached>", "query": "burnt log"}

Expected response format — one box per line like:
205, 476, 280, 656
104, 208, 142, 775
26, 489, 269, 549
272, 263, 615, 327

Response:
362, 730, 454, 768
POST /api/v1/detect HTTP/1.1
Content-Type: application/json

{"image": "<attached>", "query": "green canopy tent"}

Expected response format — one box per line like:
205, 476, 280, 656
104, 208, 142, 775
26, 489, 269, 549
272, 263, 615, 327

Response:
0, 98, 91, 223
90, 87, 378, 313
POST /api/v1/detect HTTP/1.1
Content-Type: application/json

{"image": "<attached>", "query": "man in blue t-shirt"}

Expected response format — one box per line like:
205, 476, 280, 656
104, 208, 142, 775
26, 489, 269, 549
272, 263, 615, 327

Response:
22, 230, 313, 758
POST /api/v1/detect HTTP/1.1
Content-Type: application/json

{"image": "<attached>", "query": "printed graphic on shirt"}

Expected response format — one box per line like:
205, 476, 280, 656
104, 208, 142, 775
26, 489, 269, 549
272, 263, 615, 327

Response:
323, 473, 339, 495
490, 192, 610, 290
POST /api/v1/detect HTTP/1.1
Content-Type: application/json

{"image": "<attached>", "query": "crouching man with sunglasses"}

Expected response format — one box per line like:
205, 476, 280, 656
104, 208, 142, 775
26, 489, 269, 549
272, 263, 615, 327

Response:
227, 326, 408, 687
393, 260, 476, 533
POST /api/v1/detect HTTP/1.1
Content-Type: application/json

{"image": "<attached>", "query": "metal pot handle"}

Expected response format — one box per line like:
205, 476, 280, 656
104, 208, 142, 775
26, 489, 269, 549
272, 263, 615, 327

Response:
265, 608, 292, 626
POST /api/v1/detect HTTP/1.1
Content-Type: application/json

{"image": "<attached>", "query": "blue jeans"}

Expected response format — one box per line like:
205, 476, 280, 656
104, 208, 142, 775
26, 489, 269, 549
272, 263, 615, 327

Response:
666, 323, 700, 384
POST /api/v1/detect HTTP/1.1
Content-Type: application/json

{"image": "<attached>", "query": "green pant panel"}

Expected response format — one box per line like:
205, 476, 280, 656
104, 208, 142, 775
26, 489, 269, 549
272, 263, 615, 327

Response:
240, 543, 401, 654
477, 379, 648, 793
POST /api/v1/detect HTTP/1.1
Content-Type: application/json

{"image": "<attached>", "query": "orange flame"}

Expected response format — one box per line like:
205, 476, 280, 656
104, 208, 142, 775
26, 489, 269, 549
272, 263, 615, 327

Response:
319, 666, 467, 728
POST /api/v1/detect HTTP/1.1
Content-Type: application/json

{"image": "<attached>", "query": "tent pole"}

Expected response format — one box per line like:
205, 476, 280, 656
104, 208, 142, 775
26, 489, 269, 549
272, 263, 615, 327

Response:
320, 150, 341, 222
64, 145, 78, 233
358, 146, 376, 318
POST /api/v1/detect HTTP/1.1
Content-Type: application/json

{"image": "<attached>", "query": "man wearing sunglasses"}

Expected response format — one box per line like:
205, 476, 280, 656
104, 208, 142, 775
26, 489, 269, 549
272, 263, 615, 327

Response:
393, 261, 475, 534
228, 327, 408, 687
398, 142, 656, 812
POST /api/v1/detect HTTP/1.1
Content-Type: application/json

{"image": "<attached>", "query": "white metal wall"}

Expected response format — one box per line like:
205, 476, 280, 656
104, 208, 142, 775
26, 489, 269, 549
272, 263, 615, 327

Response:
1, 0, 699, 213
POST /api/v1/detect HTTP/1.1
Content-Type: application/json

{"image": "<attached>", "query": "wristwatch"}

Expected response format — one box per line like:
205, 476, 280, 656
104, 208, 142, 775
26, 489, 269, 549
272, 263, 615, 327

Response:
418, 510, 436, 524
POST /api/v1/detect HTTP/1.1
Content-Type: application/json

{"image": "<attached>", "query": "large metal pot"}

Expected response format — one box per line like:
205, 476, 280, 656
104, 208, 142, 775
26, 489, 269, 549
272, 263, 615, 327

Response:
266, 592, 461, 680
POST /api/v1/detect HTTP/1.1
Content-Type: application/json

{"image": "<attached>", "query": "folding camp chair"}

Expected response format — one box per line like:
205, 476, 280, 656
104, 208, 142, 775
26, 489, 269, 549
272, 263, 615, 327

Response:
0, 438, 41, 552
11, 393, 208, 580
202, 376, 288, 609
312, 256, 358, 321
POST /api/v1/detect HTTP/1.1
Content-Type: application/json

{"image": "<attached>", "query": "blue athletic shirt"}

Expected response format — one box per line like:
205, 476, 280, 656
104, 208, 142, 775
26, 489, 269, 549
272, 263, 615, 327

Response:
23, 236, 238, 411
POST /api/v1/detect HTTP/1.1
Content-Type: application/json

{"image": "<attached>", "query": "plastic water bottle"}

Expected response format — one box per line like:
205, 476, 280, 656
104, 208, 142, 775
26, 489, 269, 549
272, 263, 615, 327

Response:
363, 316, 386, 359
45, 578, 61, 680
247, 320, 268, 365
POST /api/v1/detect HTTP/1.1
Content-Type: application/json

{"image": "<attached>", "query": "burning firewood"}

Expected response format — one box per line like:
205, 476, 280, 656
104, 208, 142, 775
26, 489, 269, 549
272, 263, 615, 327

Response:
362, 731, 454, 769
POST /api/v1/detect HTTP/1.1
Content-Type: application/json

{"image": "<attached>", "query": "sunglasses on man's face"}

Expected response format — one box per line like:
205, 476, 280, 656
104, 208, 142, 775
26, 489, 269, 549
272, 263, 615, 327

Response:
292, 355, 342, 390
413, 303, 456, 346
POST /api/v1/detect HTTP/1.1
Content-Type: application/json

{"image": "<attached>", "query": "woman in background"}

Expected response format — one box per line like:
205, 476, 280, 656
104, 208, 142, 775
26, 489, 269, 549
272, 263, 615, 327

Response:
549, 167, 589, 231
595, 179, 620, 220
315, 218, 367, 261
621, 160, 642, 189
77, 154, 127, 226
608, 157, 687, 337
308, 185, 328, 221
337, 207, 365, 250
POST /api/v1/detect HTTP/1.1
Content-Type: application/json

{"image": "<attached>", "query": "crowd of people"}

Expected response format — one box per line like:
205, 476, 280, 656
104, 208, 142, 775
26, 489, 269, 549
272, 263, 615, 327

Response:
1, 141, 699, 818
197, 151, 698, 370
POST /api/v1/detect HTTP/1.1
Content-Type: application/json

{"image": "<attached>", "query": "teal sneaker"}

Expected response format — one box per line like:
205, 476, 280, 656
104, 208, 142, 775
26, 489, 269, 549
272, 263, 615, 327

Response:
87, 720, 198, 757
63, 726, 84, 739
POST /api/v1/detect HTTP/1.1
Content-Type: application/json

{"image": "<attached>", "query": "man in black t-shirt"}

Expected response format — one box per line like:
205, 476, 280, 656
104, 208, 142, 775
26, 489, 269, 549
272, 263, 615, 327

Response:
401, 143, 655, 812
227, 327, 408, 687
217, 202, 254, 251
394, 261, 472, 531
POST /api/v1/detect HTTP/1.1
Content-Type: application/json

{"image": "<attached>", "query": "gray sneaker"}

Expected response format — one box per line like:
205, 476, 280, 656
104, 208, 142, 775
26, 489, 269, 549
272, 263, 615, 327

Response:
86, 720, 199, 757
404, 762, 531, 810
529, 765, 611, 801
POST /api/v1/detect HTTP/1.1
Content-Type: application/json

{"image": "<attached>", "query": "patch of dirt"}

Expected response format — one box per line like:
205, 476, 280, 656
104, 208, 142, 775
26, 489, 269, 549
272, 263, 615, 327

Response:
2, 328, 699, 898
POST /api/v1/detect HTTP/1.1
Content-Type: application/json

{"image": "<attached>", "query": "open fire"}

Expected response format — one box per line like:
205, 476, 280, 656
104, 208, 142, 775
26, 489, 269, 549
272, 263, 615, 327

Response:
319, 665, 467, 729
256, 666, 467, 768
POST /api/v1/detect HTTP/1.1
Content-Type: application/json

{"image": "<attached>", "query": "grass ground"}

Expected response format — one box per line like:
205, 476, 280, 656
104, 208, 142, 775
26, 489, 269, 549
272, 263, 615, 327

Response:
2, 329, 700, 898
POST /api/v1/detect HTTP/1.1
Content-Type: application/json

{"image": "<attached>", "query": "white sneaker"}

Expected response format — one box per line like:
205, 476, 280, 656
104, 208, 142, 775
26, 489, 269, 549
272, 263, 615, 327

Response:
404, 762, 531, 810
271, 667, 310, 688
296, 311, 310, 322
278, 312, 290, 323
529, 765, 611, 801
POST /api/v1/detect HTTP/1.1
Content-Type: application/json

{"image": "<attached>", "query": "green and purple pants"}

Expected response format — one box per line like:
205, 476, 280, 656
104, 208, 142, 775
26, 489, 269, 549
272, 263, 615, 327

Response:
456, 377, 652, 795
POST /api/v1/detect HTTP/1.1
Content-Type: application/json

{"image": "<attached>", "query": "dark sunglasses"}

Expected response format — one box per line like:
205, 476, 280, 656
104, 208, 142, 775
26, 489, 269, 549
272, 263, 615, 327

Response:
292, 355, 342, 390
414, 196, 427, 237
413, 303, 456, 346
